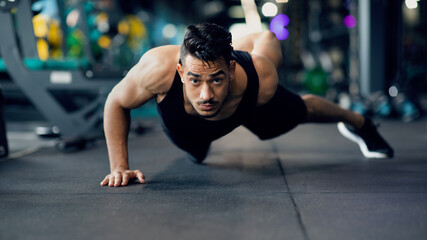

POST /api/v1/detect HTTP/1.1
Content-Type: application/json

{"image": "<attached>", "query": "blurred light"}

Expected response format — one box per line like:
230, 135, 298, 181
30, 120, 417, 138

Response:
301, 51, 316, 70
338, 93, 351, 110
203, 1, 224, 17
270, 14, 289, 40
66, 9, 79, 28
403, 0, 420, 26
275, 0, 288, 3
310, 31, 321, 42
96, 13, 110, 33
33, 14, 49, 38
343, 15, 356, 28
272, 26, 288, 40
36, 39, 49, 61
319, 51, 333, 72
405, 0, 419, 9
162, 24, 177, 39
271, 13, 289, 27
118, 20, 130, 35
98, 35, 111, 49
97, 21, 110, 33
228, 5, 245, 18
389, 86, 399, 97
262, 2, 278, 17
136, 10, 150, 22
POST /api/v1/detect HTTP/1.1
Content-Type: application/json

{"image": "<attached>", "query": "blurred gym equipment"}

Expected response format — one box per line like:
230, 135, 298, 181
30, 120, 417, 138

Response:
0, 87, 8, 158
0, 0, 121, 151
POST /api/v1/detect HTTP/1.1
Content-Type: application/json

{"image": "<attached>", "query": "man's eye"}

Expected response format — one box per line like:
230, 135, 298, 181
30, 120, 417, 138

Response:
213, 79, 222, 84
190, 79, 199, 84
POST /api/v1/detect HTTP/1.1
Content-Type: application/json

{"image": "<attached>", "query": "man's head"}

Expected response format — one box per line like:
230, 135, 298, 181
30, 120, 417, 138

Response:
179, 23, 233, 67
177, 23, 236, 119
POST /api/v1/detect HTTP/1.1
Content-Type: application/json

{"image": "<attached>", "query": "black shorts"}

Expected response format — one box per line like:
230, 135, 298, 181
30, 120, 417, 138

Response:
243, 85, 307, 140
168, 85, 307, 162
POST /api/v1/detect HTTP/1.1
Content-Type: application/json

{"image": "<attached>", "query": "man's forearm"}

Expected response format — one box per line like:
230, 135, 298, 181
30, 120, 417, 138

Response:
104, 97, 131, 172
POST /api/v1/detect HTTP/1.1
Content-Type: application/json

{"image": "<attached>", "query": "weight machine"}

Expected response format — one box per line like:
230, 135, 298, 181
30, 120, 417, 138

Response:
0, 0, 122, 151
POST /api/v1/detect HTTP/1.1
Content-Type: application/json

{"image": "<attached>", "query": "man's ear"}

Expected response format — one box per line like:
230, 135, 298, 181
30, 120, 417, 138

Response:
177, 63, 184, 83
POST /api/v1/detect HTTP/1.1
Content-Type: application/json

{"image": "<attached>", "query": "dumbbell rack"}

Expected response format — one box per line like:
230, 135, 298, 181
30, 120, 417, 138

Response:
0, 0, 118, 151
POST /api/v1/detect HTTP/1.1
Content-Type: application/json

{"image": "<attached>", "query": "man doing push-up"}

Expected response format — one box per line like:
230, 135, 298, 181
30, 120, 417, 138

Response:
101, 23, 393, 187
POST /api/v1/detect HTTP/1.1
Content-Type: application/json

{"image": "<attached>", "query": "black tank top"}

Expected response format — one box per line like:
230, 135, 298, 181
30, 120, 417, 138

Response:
157, 50, 259, 143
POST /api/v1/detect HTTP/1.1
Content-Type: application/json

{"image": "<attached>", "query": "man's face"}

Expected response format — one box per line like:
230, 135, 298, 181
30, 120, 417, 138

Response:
177, 55, 235, 119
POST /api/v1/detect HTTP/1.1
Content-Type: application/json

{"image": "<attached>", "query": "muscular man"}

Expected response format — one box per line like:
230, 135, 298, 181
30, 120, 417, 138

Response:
101, 23, 393, 187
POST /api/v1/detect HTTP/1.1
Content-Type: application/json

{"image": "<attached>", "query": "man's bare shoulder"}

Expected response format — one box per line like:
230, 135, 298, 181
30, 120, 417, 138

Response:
142, 45, 181, 61
131, 45, 180, 95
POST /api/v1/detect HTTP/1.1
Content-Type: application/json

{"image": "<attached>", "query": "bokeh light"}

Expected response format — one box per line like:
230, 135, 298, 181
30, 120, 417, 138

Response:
270, 14, 289, 40
405, 0, 419, 9
343, 15, 356, 28
162, 24, 177, 39
262, 2, 278, 17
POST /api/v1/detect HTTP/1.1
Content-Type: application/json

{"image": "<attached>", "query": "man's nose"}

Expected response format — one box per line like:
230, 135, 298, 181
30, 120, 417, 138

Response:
200, 83, 214, 101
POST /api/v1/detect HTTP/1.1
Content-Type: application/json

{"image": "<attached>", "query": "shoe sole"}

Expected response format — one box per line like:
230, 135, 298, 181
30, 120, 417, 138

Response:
337, 122, 388, 159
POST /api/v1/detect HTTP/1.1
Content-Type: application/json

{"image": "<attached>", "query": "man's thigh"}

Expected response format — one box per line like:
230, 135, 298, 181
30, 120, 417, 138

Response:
243, 85, 307, 140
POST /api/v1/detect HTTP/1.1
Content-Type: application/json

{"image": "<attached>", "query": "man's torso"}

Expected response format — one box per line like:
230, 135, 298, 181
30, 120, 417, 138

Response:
156, 50, 260, 142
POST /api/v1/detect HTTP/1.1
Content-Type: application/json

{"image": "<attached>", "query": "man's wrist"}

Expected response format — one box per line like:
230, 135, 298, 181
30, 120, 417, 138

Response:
110, 165, 129, 172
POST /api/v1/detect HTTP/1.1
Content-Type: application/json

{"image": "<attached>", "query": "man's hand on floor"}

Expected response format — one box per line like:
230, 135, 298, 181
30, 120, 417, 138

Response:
100, 169, 145, 187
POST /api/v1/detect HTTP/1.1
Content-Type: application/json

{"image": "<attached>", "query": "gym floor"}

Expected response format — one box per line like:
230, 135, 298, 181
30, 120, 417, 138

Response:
1, 118, 426, 240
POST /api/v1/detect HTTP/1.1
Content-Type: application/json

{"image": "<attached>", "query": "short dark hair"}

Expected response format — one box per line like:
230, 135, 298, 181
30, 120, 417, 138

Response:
180, 23, 233, 67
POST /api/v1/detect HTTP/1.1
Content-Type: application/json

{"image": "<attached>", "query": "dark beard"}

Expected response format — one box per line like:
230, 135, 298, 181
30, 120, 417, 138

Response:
192, 89, 230, 120
196, 108, 221, 119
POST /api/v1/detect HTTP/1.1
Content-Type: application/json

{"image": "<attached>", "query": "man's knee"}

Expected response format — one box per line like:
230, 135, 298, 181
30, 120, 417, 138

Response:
187, 153, 207, 164
184, 143, 211, 164
301, 94, 318, 116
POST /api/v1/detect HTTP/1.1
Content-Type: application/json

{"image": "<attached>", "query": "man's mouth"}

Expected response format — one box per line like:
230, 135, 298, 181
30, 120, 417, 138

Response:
199, 103, 217, 111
